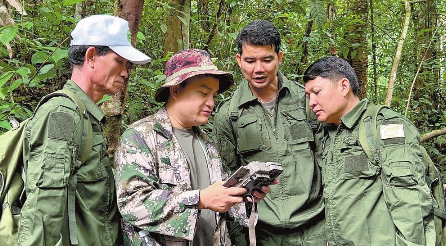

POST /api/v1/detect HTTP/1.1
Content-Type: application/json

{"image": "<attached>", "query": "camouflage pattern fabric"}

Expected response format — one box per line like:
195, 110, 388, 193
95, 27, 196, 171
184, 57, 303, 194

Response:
115, 107, 252, 246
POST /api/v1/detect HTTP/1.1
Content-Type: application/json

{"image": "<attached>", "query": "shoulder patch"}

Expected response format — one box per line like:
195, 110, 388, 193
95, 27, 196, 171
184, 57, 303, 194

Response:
380, 124, 404, 139
48, 112, 75, 141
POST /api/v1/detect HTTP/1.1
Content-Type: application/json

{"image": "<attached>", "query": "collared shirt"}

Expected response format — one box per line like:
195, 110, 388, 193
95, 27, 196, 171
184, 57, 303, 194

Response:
213, 72, 324, 229
322, 99, 435, 245
20, 80, 119, 246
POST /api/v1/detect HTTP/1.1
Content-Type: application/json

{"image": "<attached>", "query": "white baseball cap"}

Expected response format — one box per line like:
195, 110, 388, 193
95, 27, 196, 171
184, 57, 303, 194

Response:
70, 15, 151, 65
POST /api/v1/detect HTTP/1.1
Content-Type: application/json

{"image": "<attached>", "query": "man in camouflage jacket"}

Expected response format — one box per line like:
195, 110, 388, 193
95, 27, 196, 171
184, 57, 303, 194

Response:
303, 56, 436, 245
115, 49, 271, 246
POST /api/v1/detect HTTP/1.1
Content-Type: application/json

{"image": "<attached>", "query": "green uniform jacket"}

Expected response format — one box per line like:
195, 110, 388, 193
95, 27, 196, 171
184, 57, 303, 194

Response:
213, 72, 324, 229
19, 80, 120, 246
322, 99, 435, 245
114, 107, 252, 246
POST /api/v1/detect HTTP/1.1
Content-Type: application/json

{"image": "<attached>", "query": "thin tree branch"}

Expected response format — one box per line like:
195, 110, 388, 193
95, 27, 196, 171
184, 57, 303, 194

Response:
421, 128, 446, 142
405, 28, 437, 117
386, 0, 411, 106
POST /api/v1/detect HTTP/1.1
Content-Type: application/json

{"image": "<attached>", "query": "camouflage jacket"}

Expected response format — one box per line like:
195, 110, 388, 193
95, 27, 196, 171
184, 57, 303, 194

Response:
115, 107, 251, 246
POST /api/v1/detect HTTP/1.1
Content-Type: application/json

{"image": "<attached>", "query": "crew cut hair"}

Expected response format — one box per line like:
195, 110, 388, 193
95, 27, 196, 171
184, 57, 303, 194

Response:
237, 20, 281, 55
303, 56, 359, 95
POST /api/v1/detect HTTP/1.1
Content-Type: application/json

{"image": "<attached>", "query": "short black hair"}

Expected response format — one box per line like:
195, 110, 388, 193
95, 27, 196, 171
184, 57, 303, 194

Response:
237, 20, 281, 55
303, 56, 359, 95
68, 45, 111, 68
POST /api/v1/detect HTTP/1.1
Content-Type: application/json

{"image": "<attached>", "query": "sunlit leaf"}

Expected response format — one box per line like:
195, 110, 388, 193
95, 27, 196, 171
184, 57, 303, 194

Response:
52, 49, 68, 63
97, 95, 113, 105
137, 31, 146, 41
39, 64, 54, 75
31, 51, 48, 64
0, 26, 18, 45
16, 67, 31, 77
62, 0, 86, 7
0, 120, 11, 130
0, 71, 14, 88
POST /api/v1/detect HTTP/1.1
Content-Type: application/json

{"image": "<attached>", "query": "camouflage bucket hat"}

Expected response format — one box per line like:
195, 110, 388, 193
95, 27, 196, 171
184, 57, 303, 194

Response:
155, 49, 234, 102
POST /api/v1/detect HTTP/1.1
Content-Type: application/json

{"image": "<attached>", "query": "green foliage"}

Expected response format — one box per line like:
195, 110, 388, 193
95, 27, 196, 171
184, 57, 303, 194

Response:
0, 0, 445, 170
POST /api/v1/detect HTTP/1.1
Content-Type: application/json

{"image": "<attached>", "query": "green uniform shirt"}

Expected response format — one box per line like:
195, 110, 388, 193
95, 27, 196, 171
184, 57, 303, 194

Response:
20, 80, 119, 246
322, 99, 435, 245
213, 72, 324, 229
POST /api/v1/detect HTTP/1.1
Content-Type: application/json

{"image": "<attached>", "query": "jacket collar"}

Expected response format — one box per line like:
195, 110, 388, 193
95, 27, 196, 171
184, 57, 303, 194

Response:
152, 107, 210, 142
235, 71, 294, 108
340, 98, 369, 129
64, 80, 105, 122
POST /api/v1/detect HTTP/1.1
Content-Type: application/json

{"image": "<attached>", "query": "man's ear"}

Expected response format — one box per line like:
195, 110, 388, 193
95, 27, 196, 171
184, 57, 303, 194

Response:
277, 51, 283, 65
340, 78, 351, 96
85, 47, 96, 68
236, 53, 242, 67
169, 85, 180, 99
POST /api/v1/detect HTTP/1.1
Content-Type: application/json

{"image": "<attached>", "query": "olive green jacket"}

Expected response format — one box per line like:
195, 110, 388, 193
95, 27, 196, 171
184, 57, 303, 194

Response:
321, 99, 435, 245
213, 72, 324, 229
19, 80, 120, 246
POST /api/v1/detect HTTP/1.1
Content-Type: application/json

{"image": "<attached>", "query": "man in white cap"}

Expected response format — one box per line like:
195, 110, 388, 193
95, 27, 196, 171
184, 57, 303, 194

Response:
18, 15, 150, 246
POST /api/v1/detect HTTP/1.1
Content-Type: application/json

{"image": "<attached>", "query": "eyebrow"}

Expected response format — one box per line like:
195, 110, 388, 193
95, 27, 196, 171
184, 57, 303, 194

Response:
200, 84, 213, 90
243, 55, 274, 60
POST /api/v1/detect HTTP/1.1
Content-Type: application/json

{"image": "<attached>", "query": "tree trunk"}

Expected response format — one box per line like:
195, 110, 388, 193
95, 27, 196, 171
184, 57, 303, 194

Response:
386, 0, 411, 106
297, 20, 313, 76
369, 0, 378, 103
164, 0, 191, 55
204, 0, 225, 51
101, 0, 145, 163
347, 0, 368, 99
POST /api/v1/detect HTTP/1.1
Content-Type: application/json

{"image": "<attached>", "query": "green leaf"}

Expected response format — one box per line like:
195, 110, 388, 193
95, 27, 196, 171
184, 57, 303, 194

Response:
62, 0, 86, 7
96, 95, 112, 105
16, 67, 31, 77
342, 49, 349, 60
351, 50, 357, 59
52, 49, 68, 63
0, 120, 11, 130
177, 16, 188, 26
137, 31, 146, 41
0, 71, 14, 88
0, 88, 7, 99
160, 23, 167, 34
31, 51, 48, 64
39, 64, 54, 75
10, 79, 23, 91
0, 26, 18, 45
309, 0, 326, 27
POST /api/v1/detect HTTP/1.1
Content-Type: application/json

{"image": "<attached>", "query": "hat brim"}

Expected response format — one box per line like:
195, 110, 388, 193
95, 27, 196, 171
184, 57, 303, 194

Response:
110, 46, 152, 65
155, 70, 234, 102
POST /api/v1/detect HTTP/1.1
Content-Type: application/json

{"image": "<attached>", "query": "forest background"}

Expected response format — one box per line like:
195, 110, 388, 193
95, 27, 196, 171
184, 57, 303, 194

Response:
0, 0, 445, 173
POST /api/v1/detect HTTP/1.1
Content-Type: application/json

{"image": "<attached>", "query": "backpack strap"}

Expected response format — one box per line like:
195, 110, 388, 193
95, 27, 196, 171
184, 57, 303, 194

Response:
228, 89, 243, 141
358, 105, 387, 165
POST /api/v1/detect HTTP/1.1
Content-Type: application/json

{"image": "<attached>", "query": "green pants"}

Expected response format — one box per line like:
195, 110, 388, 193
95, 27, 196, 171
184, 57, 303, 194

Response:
256, 216, 326, 246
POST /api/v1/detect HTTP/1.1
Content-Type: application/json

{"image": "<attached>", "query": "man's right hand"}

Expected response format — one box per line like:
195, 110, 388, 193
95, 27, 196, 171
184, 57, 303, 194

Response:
199, 181, 246, 212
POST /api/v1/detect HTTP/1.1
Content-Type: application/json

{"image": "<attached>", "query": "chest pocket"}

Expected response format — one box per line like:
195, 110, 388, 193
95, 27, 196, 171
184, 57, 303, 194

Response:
155, 140, 190, 190
341, 136, 379, 179
283, 109, 314, 147
236, 115, 263, 153
77, 133, 109, 182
